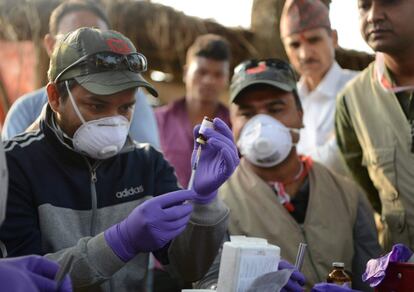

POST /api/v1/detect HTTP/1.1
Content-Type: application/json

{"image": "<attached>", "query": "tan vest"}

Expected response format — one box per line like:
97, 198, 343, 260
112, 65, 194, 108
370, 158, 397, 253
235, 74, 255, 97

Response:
219, 159, 360, 289
341, 63, 414, 250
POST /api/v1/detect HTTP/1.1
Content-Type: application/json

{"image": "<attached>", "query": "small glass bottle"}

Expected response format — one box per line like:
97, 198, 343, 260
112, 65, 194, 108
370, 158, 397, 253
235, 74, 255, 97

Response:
197, 117, 214, 145
326, 262, 352, 287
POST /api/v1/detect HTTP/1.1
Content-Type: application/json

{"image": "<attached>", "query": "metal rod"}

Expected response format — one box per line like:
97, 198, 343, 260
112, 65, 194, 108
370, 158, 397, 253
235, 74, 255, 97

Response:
294, 242, 307, 272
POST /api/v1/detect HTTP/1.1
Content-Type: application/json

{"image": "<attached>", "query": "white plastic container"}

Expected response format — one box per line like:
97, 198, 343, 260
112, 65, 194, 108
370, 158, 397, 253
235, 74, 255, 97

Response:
216, 236, 280, 292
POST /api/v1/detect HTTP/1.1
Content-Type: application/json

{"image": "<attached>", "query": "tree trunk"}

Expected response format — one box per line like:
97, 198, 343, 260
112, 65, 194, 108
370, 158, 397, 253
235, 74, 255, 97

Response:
251, 0, 286, 60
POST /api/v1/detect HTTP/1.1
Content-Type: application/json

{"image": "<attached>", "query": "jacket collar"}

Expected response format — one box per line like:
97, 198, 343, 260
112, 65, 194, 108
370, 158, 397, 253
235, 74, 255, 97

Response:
374, 52, 414, 93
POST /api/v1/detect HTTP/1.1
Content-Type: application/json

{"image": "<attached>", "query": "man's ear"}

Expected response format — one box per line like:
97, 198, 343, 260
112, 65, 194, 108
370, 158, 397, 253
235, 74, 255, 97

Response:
297, 108, 304, 128
182, 64, 188, 83
331, 29, 339, 49
46, 82, 61, 113
43, 34, 56, 57
300, 114, 304, 128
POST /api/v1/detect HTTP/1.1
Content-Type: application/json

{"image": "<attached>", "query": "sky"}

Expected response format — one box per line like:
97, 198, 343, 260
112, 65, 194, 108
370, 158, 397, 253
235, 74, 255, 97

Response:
330, 1, 373, 53
151, 0, 374, 54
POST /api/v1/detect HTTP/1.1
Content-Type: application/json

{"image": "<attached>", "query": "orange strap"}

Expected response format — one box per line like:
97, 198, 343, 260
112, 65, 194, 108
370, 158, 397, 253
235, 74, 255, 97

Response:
268, 156, 313, 213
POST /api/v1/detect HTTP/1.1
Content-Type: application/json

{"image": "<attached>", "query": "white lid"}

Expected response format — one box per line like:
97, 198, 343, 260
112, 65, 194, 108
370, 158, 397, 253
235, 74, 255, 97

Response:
332, 262, 345, 268
199, 117, 214, 135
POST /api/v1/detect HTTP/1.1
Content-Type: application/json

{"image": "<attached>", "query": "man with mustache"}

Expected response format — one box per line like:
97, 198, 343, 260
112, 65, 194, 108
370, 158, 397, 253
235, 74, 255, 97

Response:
281, 0, 357, 176
336, 0, 414, 251
194, 58, 381, 291
0, 27, 239, 291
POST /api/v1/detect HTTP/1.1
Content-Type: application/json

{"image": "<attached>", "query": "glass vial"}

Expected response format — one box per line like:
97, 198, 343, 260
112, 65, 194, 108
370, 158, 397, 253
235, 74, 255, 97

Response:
196, 117, 214, 145
326, 262, 352, 287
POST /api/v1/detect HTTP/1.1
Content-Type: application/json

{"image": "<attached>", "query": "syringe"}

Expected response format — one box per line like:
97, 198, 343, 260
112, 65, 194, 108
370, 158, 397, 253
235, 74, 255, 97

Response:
187, 117, 214, 190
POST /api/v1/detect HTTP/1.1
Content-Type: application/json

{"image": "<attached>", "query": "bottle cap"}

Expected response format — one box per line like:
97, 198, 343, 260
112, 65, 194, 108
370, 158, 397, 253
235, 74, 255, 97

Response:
199, 117, 214, 136
332, 262, 345, 268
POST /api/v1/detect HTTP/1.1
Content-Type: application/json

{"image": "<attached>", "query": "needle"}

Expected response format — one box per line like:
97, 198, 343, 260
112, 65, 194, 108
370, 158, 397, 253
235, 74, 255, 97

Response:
187, 146, 202, 190
187, 116, 212, 191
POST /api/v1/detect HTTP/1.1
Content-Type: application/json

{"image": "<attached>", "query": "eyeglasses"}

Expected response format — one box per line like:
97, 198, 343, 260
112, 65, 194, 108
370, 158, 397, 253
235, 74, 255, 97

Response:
54, 52, 148, 83
234, 58, 297, 81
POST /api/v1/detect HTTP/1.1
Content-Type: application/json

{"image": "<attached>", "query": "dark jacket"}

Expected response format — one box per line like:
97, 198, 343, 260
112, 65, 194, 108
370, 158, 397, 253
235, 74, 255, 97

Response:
0, 106, 229, 291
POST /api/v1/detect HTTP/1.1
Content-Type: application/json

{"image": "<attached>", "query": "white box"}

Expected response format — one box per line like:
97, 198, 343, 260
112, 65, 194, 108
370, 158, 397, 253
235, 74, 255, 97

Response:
216, 236, 280, 292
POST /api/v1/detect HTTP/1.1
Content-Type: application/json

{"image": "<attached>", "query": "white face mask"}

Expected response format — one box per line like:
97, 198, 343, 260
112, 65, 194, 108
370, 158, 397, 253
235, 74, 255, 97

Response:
237, 114, 299, 167
65, 81, 130, 160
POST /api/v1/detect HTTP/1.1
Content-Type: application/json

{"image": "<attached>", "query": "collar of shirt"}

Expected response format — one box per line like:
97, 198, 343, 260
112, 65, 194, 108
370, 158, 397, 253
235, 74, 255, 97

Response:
297, 61, 342, 100
375, 53, 414, 93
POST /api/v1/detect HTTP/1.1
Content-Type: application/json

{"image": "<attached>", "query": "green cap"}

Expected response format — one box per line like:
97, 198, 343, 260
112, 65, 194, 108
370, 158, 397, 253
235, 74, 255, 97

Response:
230, 58, 297, 103
48, 27, 158, 96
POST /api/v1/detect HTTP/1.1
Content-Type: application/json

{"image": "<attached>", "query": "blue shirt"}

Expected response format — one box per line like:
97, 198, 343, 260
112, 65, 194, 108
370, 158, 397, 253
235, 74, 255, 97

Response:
2, 87, 160, 148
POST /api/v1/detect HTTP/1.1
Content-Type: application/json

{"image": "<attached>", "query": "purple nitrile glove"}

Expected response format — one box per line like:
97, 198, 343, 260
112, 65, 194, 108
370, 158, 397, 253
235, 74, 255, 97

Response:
104, 190, 196, 262
0, 255, 72, 292
191, 118, 240, 204
311, 283, 361, 292
278, 259, 306, 292
362, 243, 413, 287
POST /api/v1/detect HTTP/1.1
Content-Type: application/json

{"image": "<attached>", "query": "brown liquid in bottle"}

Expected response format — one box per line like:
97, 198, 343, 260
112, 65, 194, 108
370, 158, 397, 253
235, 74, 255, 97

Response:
326, 262, 352, 287
197, 117, 214, 145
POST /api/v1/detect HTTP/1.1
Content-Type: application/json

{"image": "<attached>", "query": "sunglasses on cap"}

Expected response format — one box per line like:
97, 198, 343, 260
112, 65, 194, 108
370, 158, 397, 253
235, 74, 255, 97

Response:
234, 58, 297, 81
54, 51, 148, 83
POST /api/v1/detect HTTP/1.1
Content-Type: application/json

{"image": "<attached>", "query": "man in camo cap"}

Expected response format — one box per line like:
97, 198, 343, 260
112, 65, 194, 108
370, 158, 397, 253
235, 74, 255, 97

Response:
0, 27, 239, 291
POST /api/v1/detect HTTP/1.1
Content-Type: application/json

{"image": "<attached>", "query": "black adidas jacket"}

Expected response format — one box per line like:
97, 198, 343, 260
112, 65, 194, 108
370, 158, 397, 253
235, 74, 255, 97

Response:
0, 106, 229, 291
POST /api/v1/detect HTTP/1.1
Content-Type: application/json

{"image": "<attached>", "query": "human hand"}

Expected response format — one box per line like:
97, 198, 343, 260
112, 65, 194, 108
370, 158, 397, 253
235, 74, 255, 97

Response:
362, 243, 413, 287
311, 283, 361, 292
278, 259, 306, 292
104, 190, 196, 262
0, 255, 72, 291
191, 118, 239, 204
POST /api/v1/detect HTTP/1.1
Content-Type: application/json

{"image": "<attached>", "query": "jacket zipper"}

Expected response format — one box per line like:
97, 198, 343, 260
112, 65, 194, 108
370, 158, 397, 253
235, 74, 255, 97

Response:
90, 169, 98, 236
299, 224, 322, 283
85, 159, 101, 236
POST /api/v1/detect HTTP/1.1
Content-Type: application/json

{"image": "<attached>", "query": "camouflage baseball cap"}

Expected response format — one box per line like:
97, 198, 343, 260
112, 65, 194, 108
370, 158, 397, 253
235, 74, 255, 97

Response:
230, 58, 297, 103
48, 27, 158, 96
280, 0, 331, 38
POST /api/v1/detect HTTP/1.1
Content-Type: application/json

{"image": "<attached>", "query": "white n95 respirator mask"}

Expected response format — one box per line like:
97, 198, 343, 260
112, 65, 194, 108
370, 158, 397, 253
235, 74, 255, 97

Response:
238, 114, 298, 167
65, 81, 130, 160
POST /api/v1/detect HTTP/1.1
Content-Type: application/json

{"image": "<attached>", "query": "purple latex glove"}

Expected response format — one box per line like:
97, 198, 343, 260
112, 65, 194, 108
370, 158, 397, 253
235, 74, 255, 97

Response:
191, 118, 240, 204
278, 259, 306, 292
362, 243, 413, 287
0, 255, 72, 291
311, 283, 361, 292
104, 190, 196, 262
